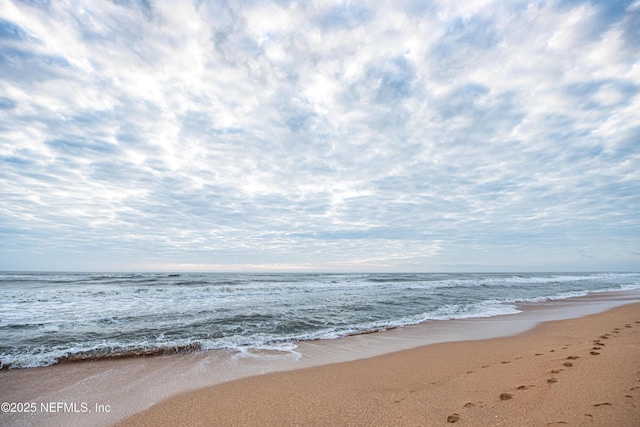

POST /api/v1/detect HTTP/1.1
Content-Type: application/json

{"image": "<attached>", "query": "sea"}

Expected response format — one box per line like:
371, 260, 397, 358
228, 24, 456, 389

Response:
1, 271, 639, 370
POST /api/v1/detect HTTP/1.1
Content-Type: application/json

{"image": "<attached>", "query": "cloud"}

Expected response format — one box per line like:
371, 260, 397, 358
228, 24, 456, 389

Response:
0, 0, 639, 272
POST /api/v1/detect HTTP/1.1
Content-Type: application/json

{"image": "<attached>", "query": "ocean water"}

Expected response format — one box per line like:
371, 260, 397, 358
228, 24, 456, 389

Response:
1, 271, 639, 370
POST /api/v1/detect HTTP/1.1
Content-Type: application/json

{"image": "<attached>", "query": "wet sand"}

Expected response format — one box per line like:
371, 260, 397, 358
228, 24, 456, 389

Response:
119, 302, 640, 426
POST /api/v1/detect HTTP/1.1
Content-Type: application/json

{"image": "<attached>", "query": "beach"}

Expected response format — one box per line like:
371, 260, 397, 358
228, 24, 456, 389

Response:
117, 301, 640, 426
4, 0, 640, 422
2, 287, 639, 427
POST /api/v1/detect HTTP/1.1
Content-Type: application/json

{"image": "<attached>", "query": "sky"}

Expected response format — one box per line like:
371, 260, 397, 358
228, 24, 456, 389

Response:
0, 0, 639, 273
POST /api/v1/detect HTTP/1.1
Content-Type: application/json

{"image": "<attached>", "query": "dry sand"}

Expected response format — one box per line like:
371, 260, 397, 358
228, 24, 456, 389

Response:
118, 302, 640, 426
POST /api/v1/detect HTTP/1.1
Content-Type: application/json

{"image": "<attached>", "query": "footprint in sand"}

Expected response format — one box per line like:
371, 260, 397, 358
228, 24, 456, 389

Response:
563, 362, 573, 367
500, 393, 513, 400
567, 356, 580, 360
447, 413, 460, 423
547, 378, 558, 384
590, 351, 600, 355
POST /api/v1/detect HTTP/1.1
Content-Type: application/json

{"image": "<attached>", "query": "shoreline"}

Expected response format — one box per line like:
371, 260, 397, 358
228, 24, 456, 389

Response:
119, 300, 640, 426
1, 288, 639, 426
4, 286, 639, 371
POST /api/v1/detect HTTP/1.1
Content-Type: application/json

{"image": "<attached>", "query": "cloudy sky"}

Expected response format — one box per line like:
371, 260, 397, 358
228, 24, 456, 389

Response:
0, 0, 639, 272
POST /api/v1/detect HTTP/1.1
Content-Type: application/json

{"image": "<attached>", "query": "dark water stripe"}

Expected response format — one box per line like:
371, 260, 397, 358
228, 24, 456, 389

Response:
0, 343, 203, 370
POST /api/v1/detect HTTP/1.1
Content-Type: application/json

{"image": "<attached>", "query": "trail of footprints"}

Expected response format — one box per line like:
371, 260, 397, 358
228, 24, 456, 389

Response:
446, 320, 640, 423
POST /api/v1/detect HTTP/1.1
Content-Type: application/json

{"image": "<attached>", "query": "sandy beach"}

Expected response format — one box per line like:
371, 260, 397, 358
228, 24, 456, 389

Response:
2, 292, 639, 427
117, 302, 640, 426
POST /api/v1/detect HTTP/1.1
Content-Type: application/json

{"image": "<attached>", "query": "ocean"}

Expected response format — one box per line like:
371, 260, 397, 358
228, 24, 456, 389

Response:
1, 271, 639, 370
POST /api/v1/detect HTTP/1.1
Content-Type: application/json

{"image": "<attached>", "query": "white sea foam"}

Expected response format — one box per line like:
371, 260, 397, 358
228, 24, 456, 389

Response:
1, 272, 639, 369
